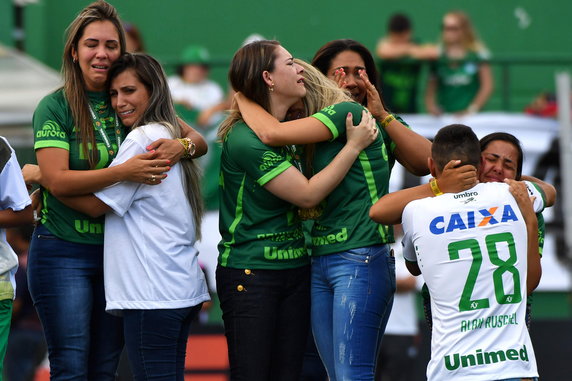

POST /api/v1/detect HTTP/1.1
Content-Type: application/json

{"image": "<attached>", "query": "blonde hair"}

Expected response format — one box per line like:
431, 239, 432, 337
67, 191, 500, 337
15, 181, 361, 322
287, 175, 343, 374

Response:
62, 1, 126, 168
443, 11, 486, 52
293, 59, 354, 175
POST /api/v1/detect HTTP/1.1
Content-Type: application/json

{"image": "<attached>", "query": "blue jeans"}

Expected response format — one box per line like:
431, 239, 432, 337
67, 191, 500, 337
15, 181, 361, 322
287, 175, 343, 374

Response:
123, 305, 202, 380
27, 225, 123, 381
216, 264, 311, 381
311, 244, 395, 381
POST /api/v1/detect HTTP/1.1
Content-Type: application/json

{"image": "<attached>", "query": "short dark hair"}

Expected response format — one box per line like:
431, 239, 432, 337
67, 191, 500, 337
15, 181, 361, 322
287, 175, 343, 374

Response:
480, 132, 523, 180
432, 124, 481, 172
388, 13, 412, 33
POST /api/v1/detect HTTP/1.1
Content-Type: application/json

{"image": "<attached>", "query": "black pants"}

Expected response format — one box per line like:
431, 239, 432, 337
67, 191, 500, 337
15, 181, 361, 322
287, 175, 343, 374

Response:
216, 264, 311, 381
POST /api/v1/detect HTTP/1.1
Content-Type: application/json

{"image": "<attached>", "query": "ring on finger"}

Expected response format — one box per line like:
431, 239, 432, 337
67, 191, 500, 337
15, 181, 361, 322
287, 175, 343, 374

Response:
151, 175, 156, 182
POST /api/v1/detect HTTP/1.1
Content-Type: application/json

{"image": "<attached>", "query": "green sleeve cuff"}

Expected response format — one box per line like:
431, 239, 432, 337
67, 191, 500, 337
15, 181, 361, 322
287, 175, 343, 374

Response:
257, 161, 292, 186
34, 140, 70, 150
531, 182, 547, 207
311, 113, 337, 141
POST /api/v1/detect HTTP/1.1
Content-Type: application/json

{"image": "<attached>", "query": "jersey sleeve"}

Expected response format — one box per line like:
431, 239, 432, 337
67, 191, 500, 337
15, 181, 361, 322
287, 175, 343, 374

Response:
228, 125, 293, 187
94, 138, 143, 217
310, 102, 365, 141
32, 93, 71, 151
0, 138, 31, 212
524, 180, 546, 213
401, 202, 417, 263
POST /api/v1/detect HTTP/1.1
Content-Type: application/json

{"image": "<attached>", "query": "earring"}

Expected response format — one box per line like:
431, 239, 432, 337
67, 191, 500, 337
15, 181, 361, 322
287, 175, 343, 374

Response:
73, 57, 77, 63
269, 83, 274, 92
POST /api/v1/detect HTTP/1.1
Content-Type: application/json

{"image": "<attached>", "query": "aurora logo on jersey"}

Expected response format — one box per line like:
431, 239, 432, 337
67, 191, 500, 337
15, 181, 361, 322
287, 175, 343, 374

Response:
259, 151, 284, 171
429, 204, 519, 235
37, 121, 66, 139
444, 345, 530, 371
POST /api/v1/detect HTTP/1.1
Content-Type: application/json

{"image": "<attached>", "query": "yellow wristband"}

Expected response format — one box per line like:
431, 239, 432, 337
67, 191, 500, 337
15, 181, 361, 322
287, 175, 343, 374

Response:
430, 178, 443, 196
381, 114, 395, 128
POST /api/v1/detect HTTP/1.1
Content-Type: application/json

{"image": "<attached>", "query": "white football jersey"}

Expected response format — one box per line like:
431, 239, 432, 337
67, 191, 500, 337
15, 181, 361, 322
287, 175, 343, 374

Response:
402, 181, 544, 380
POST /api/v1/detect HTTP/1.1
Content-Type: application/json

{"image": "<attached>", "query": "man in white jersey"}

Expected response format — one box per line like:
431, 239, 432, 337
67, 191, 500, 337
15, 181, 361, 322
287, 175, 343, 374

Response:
383, 125, 542, 380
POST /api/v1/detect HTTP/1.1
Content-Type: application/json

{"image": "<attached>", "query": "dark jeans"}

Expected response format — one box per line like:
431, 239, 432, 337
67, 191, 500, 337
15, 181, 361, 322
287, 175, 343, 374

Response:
123, 305, 202, 381
216, 264, 311, 381
27, 225, 123, 381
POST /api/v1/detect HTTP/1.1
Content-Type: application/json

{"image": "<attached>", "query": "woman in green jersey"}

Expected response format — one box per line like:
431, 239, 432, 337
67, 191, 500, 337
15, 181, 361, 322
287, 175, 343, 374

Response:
216, 40, 379, 381
24, 2, 205, 379
425, 11, 493, 115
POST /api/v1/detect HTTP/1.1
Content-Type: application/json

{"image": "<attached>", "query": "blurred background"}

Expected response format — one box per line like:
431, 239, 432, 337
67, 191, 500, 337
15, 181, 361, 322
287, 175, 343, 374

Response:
1, 0, 571, 380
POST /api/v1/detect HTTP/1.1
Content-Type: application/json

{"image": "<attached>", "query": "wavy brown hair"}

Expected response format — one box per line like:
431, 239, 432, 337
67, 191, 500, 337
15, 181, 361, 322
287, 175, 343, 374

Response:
62, 0, 126, 168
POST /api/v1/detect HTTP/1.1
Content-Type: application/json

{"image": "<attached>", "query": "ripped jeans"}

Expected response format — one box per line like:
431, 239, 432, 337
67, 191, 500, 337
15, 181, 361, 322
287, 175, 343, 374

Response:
311, 244, 395, 381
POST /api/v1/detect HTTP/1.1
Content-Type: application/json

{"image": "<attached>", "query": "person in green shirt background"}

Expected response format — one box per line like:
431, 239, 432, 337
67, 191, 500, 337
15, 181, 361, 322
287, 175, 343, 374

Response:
425, 10, 494, 115
376, 13, 438, 114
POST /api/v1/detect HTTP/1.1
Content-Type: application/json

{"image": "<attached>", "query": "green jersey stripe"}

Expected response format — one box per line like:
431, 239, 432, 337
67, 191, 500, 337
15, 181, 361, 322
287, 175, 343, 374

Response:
220, 175, 246, 267
312, 113, 338, 140
35, 140, 70, 150
358, 151, 387, 241
257, 161, 292, 186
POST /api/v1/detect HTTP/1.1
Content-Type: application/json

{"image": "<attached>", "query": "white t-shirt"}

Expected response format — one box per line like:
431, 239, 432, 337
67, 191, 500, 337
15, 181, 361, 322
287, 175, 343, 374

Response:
168, 76, 224, 111
0, 137, 31, 300
95, 124, 210, 315
402, 182, 544, 381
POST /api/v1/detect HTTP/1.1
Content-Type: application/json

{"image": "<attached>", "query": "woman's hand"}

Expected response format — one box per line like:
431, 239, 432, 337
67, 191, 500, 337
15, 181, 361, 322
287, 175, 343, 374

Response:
505, 179, 536, 223
359, 69, 386, 121
22, 164, 42, 187
120, 151, 171, 185
437, 160, 478, 193
332, 68, 347, 88
146, 139, 185, 164
345, 110, 378, 152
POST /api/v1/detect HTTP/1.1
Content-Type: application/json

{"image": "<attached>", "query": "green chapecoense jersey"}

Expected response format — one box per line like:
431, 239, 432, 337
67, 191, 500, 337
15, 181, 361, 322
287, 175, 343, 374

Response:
217, 122, 309, 270
309, 101, 398, 256
431, 49, 490, 113
33, 89, 125, 245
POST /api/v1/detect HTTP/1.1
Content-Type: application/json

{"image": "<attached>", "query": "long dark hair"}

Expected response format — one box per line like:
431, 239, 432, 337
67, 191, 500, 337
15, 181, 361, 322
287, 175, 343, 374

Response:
311, 39, 382, 108
107, 53, 203, 240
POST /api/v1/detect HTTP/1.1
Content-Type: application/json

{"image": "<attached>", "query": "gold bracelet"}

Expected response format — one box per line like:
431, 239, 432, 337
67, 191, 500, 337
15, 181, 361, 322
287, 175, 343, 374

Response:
429, 178, 443, 196
381, 114, 395, 128
177, 137, 196, 158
